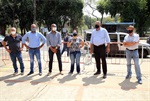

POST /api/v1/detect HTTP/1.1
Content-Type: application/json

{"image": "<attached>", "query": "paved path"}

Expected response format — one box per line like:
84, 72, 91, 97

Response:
0, 55, 150, 101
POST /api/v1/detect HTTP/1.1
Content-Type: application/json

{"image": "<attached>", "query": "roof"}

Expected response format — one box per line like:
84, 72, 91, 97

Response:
103, 22, 135, 25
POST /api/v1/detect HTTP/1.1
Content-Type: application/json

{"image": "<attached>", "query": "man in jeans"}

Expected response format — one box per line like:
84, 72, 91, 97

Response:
22, 24, 46, 76
123, 25, 142, 84
46, 24, 63, 76
2, 27, 25, 76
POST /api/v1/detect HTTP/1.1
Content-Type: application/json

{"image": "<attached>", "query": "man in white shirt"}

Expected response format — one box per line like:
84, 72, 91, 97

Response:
90, 21, 110, 79
123, 25, 142, 84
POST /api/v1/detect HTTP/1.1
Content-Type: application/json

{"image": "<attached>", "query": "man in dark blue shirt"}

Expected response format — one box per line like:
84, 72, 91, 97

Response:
2, 27, 25, 76
61, 33, 70, 56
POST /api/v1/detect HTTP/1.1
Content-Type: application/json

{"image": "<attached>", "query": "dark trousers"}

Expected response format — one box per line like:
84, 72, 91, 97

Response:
94, 44, 107, 74
48, 48, 62, 72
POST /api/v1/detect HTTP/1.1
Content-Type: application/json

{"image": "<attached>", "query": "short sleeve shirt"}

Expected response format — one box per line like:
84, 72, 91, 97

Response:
3, 34, 22, 53
124, 33, 139, 50
69, 37, 82, 52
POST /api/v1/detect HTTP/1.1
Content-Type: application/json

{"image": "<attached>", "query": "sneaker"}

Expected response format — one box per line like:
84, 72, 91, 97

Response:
39, 73, 42, 76
103, 74, 107, 79
13, 72, 18, 76
94, 72, 101, 75
77, 72, 81, 75
138, 80, 142, 84
47, 72, 51, 76
68, 72, 73, 74
20, 72, 24, 75
60, 72, 64, 75
125, 75, 131, 79
27, 71, 34, 76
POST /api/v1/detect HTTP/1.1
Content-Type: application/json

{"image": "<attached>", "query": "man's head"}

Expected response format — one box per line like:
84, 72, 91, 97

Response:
31, 24, 36, 32
95, 21, 101, 30
51, 24, 57, 32
10, 27, 16, 36
126, 25, 134, 35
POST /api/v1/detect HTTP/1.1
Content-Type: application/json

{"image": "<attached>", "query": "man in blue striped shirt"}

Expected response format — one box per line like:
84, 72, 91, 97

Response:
22, 24, 46, 76
46, 24, 63, 76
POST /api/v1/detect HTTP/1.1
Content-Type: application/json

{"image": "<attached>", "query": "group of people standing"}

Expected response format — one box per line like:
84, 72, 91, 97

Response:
2, 21, 142, 84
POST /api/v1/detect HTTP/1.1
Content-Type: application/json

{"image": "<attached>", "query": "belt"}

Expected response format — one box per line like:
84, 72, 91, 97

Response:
51, 46, 60, 49
94, 44, 105, 47
126, 48, 138, 51
29, 47, 39, 49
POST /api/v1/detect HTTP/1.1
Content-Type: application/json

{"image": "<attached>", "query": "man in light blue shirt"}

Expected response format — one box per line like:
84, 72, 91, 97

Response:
46, 24, 63, 76
90, 21, 110, 79
22, 24, 46, 76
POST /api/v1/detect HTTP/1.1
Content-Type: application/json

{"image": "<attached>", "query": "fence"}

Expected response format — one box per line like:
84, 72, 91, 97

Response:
0, 43, 149, 70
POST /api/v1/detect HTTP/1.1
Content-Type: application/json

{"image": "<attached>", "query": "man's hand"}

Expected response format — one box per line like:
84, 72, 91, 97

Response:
50, 47, 57, 53
20, 48, 23, 51
106, 47, 110, 53
6, 49, 11, 53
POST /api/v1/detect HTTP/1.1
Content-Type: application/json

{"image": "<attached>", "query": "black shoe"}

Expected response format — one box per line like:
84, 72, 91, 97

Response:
39, 73, 42, 76
68, 72, 73, 74
27, 71, 34, 76
20, 72, 24, 75
13, 72, 18, 76
94, 72, 100, 75
103, 74, 107, 79
125, 74, 131, 79
47, 72, 51, 76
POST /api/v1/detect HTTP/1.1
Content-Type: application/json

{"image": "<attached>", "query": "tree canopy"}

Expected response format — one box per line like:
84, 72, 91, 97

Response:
97, 0, 150, 36
0, 0, 84, 35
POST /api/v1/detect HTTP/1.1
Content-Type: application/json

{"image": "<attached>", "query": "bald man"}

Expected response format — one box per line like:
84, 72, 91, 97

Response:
22, 24, 46, 76
90, 21, 110, 79
2, 27, 25, 76
46, 24, 63, 76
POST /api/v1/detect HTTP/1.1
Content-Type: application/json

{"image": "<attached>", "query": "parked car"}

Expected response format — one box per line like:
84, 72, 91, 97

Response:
0, 35, 4, 47
84, 30, 150, 58
147, 37, 150, 44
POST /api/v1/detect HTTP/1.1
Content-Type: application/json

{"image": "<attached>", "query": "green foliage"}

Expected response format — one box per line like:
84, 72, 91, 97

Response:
97, 0, 150, 36
0, 0, 84, 34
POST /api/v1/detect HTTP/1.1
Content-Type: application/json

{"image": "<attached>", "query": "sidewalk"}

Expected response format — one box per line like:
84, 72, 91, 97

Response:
0, 57, 150, 101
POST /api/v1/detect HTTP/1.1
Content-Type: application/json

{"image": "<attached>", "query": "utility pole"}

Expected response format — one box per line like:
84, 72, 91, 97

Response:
33, 0, 36, 24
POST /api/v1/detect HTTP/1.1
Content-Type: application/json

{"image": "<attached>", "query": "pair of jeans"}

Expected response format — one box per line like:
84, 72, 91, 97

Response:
9, 52, 24, 73
70, 51, 81, 73
48, 48, 62, 72
93, 45, 107, 74
126, 49, 142, 80
61, 45, 69, 56
29, 49, 42, 73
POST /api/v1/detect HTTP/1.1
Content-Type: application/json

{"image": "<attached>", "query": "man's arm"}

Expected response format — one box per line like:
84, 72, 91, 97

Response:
123, 41, 139, 47
39, 33, 46, 49
22, 33, 30, 49
2, 41, 11, 53
90, 44, 93, 54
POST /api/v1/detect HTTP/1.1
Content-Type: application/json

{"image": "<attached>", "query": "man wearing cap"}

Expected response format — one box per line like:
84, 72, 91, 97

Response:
46, 24, 63, 76
123, 25, 142, 84
22, 24, 46, 76
2, 27, 25, 76
90, 21, 110, 79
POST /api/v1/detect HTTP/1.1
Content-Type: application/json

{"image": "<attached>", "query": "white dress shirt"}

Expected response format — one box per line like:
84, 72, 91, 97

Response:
90, 27, 110, 46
